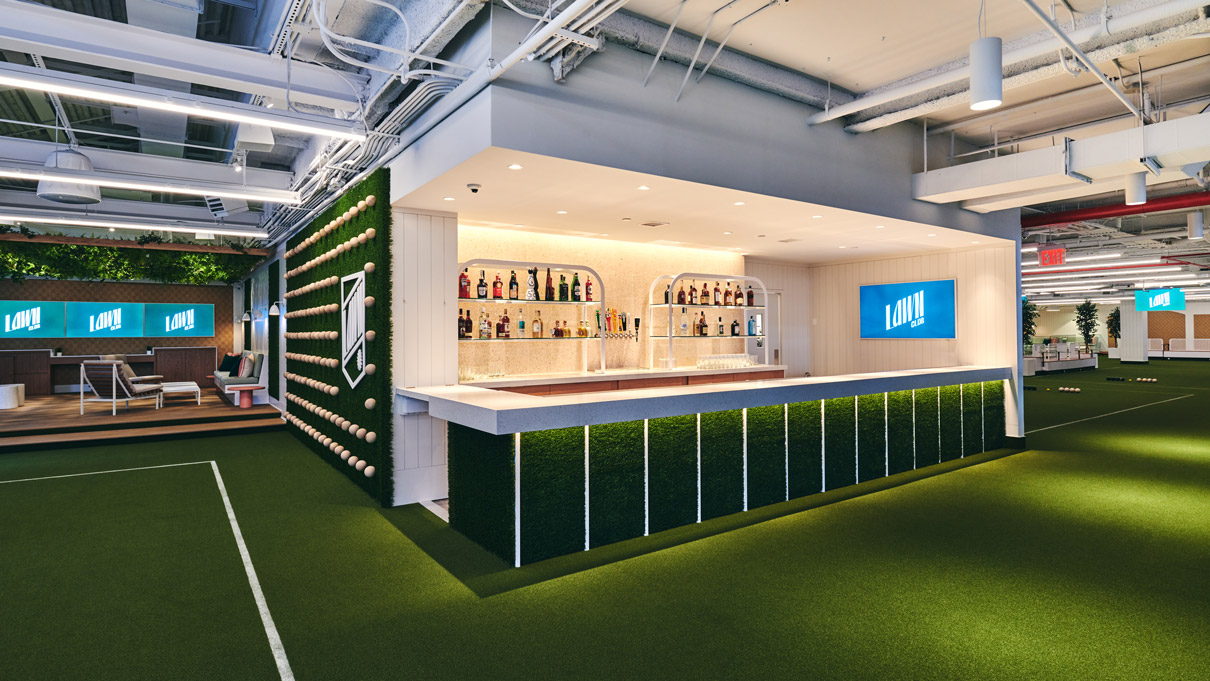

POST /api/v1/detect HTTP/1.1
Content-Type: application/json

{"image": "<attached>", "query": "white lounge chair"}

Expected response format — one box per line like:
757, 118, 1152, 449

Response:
80, 360, 163, 415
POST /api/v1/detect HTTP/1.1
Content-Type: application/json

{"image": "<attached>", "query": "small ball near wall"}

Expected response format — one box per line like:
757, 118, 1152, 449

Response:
366, 228, 376, 239
366, 194, 376, 206
350, 205, 360, 217
355, 459, 367, 472
340, 450, 351, 461
357, 199, 367, 211
366, 431, 377, 444
356, 427, 367, 439
364, 466, 375, 478
365, 398, 376, 410
364, 363, 376, 376
364, 262, 375, 273
364, 296, 375, 308
365, 330, 376, 342
348, 456, 359, 467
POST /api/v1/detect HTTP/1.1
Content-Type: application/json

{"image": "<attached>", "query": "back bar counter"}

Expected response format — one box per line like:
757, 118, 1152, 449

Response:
399, 365, 1012, 566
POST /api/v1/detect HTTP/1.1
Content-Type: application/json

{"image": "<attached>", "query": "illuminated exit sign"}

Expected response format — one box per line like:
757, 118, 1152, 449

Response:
1038, 246, 1066, 267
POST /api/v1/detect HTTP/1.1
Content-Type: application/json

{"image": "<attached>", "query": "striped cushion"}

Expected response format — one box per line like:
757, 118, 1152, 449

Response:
237, 355, 255, 378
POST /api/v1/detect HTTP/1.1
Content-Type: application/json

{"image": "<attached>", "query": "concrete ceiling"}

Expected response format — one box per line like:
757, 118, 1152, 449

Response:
396, 147, 1013, 264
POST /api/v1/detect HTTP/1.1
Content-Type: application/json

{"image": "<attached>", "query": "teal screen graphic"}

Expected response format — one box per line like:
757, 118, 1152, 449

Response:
0, 300, 66, 338
66, 302, 145, 338
144, 303, 215, 337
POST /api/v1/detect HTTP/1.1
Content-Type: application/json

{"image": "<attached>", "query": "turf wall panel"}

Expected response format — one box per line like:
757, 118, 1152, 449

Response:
856, 393, 886, 482
938, 385, 963, 462
520, 427, 586, 563
914, 387, 940, 467
267, 259, 280, 400
648, 415, 698, 533
824, 397, 856, 491
746, 405, 786, 509
787, 400, 823, 498
886, 390, 914, 475
588, 421, 645, 547
447, 424, 514, 564
283, 169, 393, 504
982, 380, 1006, 450
701, 410, 744, 520
962, 383, 984, 456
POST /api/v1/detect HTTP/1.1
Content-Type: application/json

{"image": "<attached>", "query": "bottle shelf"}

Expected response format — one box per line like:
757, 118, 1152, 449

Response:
650, 303, 757, 309
458, 298, 599, 306
459, 337, 598, 342
649, 334, 764, 339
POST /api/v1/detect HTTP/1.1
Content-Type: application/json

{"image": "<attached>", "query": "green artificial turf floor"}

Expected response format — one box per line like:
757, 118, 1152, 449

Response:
3, 357, 1209, 680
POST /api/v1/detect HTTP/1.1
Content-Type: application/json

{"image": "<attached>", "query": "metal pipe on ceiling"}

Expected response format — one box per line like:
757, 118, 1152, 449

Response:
1023, 191, 1210, 228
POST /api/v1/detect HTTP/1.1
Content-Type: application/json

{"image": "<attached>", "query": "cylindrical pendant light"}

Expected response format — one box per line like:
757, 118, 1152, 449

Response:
1124, 172, 1147, 206
1189, 210, 1205, 240
969, 36, 1003, 111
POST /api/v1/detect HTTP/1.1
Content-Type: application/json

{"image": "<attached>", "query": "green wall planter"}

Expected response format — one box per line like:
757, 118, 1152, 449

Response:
962, 383, 984, 456
746, 405, 786, 509
938, 385, 963, 462
856, 393, 886, 482
520, 427, 586, 564
824, 397, 856, 490
648, 415, 697, 533
701, 410, 744, 520
914, 387, 940, 467
448, 424, 514, 564
983, 381, 1006, 450
886, 390, 914, 475
787, 400, 823, 498
589, 421, 645, 547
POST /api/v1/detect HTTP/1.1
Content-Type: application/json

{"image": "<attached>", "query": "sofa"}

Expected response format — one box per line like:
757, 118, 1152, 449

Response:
214, 350, 267, 405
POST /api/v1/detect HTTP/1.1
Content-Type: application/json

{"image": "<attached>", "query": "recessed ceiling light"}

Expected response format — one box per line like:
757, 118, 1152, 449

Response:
927, 233, 937, 237
972, 240, 981, 244
556, 210, 567, 215
733, 201, 745, 206
839, 245, 847, 249
874, 225, 885, 229
622, 217, 632, 221
811, 215, 823, 219
108, 227, 115, 232
508, 164, 523, 170
442, 196, 455, 201
600, 233, 609, 237
514, 224, 523, 227
723, 231, 733, 235
637, 185, 650, 191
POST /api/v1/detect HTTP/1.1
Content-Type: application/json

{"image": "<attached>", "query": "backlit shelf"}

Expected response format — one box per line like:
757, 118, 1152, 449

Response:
459, 298, 600, 306
459, 337, 598, 342
650, 303, 757, 309
649, 335, 764, 339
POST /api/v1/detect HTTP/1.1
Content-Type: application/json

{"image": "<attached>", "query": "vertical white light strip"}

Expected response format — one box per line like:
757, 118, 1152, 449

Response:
936, 389, 941, 461
981, 383, 986, 453
583, 425, 590, 552
742, 408, 749, 512
783, 403, 789, 502
911, 389, 917, 470
959, 386, 964, 458
643, 419, 649, 537
696, 413, 702, 524
853, 398, 859, 483
820, 400, 826, 492
514, 432, 522, 569
883, 393, 889, 477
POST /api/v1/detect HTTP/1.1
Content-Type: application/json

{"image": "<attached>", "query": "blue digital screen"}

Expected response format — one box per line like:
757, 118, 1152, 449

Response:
144, 303, 215, 337
860, 279, 957, 339
1135, 289, 1185, 312
0, 300, 66, 338
65, 302, 145, 338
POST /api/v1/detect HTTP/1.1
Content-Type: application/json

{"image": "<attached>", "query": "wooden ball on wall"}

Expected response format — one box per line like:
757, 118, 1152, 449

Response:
364, 466, 375, 478
364, 398, 376, 410
357, 234, 368, 245
357, 200, 367, 211
340, 450, 351, 461
347, 456, 359, 467
355, 427, 367, 439
355, 459, 367, 471
334, 445, 344, 455
366, 195, 376, 206
365, 330, 376, 342
364, 296, 375, 308
336, 216, 346, 227
336, 243, 346, 254
350, 206, 360, 217
365, 228, 376, 239
364, 262, 375, 273
364, 363, 376, 375
329, 386, 339, 396
365, 431, 377, 444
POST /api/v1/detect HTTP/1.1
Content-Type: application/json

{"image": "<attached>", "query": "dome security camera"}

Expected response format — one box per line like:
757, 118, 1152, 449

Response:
467, 183, 482, 194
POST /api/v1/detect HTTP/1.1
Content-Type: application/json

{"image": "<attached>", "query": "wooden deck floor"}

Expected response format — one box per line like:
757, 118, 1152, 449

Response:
0, 391, 278, 435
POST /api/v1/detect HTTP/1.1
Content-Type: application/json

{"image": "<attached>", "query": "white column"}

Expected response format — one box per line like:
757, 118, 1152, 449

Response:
391, 207, 459, 506
1119, 298, 1149, 363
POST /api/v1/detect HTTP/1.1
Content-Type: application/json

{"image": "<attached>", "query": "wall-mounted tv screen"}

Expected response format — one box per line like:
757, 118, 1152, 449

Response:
65, 302, 145, 338
1135, 289, 1185, 312
859, 279, 957, 339
144, 303, 215, 337
0, 300, 66, 338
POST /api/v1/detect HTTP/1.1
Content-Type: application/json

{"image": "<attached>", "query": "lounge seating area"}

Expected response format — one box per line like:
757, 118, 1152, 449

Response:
1150, 338, 1210, 359
80, 360, 164, 415
214, 350, 268, 408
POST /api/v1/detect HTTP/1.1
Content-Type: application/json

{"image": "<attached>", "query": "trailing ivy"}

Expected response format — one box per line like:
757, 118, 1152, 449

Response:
0, 240, 263, 284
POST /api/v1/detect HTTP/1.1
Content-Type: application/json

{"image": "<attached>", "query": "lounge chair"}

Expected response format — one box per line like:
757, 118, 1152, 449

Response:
213, 350, 267, 406
100, 354, 164, 384
80, 360, 163, 415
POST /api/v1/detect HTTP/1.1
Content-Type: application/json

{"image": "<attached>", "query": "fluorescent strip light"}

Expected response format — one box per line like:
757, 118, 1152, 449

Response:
1021, 252, 1122, 265
1026, 286, 1118, 294
1023, 256, 1158, 270
1022, 267, 1185, 283
0, 166, 300, 204
1020, 245, 1038, 253
1024, 298, 1123, 306
0, 62, 366, 141
0, 213, 267, 238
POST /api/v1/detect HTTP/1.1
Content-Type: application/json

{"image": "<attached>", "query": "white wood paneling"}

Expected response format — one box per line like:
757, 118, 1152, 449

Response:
745, 259, 810, 377
391, 208, 458, 505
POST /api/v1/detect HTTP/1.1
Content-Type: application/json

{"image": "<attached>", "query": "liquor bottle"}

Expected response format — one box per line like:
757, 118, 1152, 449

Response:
458, 269, 470, 299
748, 315, 756, 336
679, 308, 689, 336
501, 309, 511, 339
495, 314, 504, 338
723, 284, 732, 306
735, 283, 744, 305
713, 282, 721, 305
464, 309, 473, 339
699, 311, 708, 336
479, 307, 491, 339
664, 285, 671, 304
562, 320, 570, 337
718, 316, 724, 335
585, 276, 593, 302
518, 310, 525, 336
677, 283, 686, 305
572, 272, 582, 302
526, 268, 538, 301
578, 321, 588, 338
492, 272, 503, 299
508, 271, 519, 300
689, 281, 698, 305
746, 285, 755, 307
532, 310, 543, 338
545, 268, 555, 301
559, 275, 569, 302
553, 321, 562, 338
457, 309, 465, 339
477, 271, 487, 299
731, 319, 740, 336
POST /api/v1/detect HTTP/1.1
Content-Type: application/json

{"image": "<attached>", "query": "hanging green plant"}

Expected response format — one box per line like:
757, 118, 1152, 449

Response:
0, 240, 264, 285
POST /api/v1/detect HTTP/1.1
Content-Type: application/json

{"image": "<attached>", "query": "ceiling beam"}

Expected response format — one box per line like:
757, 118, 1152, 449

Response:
0, 0, 367, 112
0, 188, 261, 228
0, 232, 271, 256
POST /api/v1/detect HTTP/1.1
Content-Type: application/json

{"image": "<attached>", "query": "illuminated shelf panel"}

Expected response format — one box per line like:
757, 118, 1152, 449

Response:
458, 298, 598, 306
459, 337, 597, 342
649, 303, 758, 309
649, 335, 764, 339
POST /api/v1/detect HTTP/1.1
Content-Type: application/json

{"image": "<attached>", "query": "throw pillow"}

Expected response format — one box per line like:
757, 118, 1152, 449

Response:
218, 353, 240, 373
237, 355, 255, 378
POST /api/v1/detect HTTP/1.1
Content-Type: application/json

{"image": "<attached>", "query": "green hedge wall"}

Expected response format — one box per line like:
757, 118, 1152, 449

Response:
939, 385, 963, 461
856, 394, 886, 482
267, 259, 280, 400
887, 390, 914, 475
746, 405, 786, 509
283, 169, 393, 505
962, 383, 983, 456
448, 424, 514, 564
648, 415, 697, 533
914, 387, 940, 467
983, 381, 1006, 450
824, 397, 856, 491
589, 421, 645, 547
700, 410, 743, 520
787, 400, 823, 498
520, 427, 585, 563
242, 278, 251, 350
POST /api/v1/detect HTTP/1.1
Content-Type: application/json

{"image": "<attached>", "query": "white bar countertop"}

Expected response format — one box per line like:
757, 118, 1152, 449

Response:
397, 365, 1012, 435
462, 364, 787, 388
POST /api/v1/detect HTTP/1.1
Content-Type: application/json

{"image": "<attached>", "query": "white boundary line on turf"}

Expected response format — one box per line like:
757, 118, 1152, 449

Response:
0, 460, 294, 681
1026, 394, 1194, 434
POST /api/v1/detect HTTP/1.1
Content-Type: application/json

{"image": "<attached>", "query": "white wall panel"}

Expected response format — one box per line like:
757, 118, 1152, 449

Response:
744, 259, 810, 377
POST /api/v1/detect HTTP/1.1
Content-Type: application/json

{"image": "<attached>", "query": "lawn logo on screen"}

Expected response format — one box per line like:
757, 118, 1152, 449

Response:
89, 307, 122, 333
1149, 291, 1171, 308
885, 290, 925, 331
340, 271, 367, 389
4, 307, 40, 333
165, 308, 195, 333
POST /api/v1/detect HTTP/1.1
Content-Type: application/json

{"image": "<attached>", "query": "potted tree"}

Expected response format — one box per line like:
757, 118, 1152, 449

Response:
1075, 300, 1100, 356
1022, 298, 1039, 354
1106, 306, 1121, 358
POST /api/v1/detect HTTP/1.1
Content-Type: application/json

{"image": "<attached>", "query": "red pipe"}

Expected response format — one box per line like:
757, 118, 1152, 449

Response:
1022, 190, 1210, 228
1023, 262, 1176, 275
